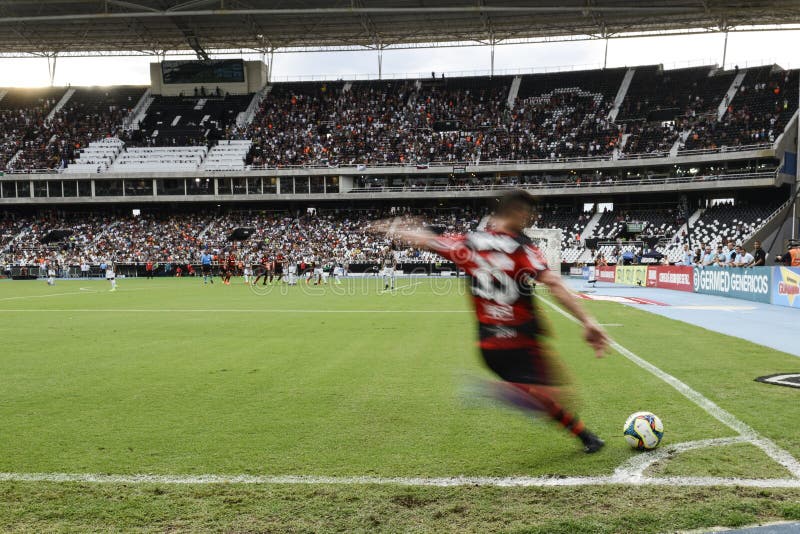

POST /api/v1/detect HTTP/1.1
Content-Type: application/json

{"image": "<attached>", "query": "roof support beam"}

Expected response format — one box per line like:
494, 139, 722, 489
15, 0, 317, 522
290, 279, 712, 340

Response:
0, 6, 719, 25
105, 0, 162, 13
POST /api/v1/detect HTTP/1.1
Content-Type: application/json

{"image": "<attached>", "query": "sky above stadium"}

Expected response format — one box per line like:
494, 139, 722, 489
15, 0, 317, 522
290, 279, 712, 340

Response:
1, 29, 800, 87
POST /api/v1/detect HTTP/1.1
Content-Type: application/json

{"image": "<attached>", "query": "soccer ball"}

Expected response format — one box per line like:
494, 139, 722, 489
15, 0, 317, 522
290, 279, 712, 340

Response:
623, 411, 664, 450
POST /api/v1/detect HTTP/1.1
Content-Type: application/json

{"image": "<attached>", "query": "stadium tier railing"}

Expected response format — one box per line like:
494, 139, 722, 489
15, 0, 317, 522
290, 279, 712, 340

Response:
0, 143, 775, 175
347, 172, 776, 194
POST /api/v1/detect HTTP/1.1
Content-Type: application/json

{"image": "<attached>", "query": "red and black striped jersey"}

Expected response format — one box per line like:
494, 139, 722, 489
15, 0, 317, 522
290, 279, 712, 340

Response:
429, 230, 549, 350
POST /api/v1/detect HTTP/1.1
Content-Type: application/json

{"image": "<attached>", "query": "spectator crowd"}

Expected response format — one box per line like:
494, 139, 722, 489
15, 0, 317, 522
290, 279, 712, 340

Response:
2, 64, 796, 172
1, 199, 783, 276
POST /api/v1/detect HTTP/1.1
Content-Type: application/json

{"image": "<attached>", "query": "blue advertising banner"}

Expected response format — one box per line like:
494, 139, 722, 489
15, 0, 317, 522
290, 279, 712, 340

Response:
692, 266, 772, 303
771, 267, 800, 309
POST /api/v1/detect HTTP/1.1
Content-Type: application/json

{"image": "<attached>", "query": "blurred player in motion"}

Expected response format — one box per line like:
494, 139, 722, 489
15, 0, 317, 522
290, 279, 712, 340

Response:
222, 251, 236, 285
374, 190, 610, 453
46, 262, 56, 286
381, 248, 397, 291
106, 260, 117, 292
200, 250, 214, 284
243, 261, 253, 284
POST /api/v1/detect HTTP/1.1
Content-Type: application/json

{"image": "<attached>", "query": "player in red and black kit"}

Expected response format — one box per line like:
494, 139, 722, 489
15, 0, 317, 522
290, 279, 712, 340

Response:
223, 252, 236, 285
375, 190, 610, 453
273, 253, 285, 284
253, 254, 271, 286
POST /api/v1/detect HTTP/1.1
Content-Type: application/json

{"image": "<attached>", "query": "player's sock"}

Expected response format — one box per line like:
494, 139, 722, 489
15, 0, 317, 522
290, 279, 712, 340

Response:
509, 383, 600, 450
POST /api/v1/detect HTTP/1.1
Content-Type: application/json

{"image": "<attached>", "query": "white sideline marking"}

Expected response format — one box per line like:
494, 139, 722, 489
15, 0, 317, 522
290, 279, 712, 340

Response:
672, 305, 757, 311
379, 281, 427, 294
1, 471, 800, 488
0, 291, 89, 301
0, 286, 161, 302
0, 308, 471, 314
539, 296, 800, 479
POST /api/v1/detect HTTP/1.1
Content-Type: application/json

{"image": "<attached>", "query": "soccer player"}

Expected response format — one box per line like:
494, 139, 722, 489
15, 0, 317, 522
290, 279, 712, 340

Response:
332, 259, 344, 285
224, 252, 236, 285
106, 261, 117, 291
273, 253, 285, 284
46, 262, 56, 286
313, 256, 324, 285
252, 253, 268, 286
374, 190, 610, 453
200, 250, 214, 284
287, 257, 298, 286
243, 261, 253, 284
381, 248, 397, 291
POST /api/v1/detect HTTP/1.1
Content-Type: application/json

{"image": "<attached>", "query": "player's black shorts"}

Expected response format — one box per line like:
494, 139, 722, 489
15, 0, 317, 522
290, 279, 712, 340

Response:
480, 347, 554, 385
202, 264, 211, 274
274, 264, 283, 275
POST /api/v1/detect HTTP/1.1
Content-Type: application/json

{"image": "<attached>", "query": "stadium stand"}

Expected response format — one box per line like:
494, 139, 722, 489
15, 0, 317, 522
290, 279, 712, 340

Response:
0, 200, 787, 272
0, 87, 66, 171
689, 200, 786, 248
124, 92, 253, 147
201, 139, 252, 171
3, 64, 797, 172
109, 145, 208, 173
62, 138, 126, 174
50, 86, 147, 169
618, 65, 736, 155
683, 66, 799, 150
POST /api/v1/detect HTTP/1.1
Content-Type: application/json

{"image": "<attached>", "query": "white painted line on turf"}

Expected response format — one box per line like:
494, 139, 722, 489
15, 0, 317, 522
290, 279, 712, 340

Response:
2, 471, 800, 488
0, 291, 90, 301
0, 308, 471, 313
379, 281, 428, 294
672, 305, 757, 311
0, 285, 164, 302
612, 436, 752, 481
538, 296, 800, 479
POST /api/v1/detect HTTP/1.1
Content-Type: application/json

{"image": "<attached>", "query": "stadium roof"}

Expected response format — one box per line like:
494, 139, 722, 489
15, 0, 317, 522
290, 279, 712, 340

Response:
0, 1, 799, 58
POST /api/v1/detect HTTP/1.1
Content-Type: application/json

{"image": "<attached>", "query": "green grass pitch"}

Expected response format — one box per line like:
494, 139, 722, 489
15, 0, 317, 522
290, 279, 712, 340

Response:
1, 277, 800, 532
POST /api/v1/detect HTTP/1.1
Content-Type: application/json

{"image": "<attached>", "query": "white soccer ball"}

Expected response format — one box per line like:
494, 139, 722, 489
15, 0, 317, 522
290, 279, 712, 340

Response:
623, 411, 664, 450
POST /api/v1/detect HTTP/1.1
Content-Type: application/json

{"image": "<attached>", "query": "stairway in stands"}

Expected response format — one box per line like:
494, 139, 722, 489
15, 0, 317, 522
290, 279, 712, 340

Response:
607, 67, 635, 123
718, 69, 748, 120
45, 87, 76, 122
200, 140, 252, 171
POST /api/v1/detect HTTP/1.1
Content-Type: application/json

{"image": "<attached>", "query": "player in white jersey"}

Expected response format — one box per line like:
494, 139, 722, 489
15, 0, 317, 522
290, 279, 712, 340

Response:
243, 262, 253, 284
381, 249, 397, 291
46, 263, 56, 286
287, 258, 298, 286
332, 260, 344, 285
106, 261, 117, 291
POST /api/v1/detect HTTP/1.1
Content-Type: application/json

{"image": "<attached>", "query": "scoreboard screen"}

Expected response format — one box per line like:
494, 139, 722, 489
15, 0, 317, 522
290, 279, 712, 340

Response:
625, 222, 645, 234
162, 60, 245, 84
